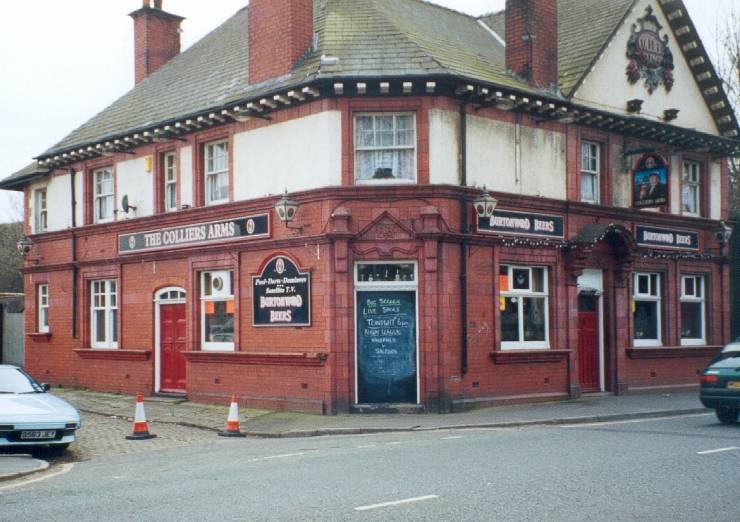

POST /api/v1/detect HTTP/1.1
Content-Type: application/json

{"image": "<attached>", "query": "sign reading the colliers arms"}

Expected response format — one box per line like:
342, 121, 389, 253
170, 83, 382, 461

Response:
478, 209, 564, 238
636, 226, 699, 250
252, 255, 311, 327
119, 214, 269, 254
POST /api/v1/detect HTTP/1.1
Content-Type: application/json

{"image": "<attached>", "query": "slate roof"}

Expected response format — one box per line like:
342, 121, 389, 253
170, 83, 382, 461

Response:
1, 0, 737, 189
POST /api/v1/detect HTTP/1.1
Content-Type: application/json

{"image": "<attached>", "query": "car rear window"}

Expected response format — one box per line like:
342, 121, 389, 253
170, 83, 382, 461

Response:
710, 353, 740, 369
0, 368, 43, 393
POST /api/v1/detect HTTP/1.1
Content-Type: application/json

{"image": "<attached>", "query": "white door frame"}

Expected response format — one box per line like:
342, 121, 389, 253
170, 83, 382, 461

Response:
577, 269, 605, 392
154, 287, 186, 393
354, 261, 419, 405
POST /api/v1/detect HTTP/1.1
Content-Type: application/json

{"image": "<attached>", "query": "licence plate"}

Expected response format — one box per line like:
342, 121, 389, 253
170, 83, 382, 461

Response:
20, 430, 56, 440
727, 381, 740, 389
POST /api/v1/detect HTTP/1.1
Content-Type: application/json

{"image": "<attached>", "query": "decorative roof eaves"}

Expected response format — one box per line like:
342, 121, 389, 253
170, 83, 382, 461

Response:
657, 0, 740, 139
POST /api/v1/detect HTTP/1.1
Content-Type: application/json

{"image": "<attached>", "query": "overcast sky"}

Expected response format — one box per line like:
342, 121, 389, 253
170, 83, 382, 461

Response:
0, 0, 733, 222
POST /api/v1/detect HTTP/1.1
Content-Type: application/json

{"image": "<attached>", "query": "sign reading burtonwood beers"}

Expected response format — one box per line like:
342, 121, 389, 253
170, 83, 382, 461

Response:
119, 214, 269, 254
478, 209, 564, 238
636, 226, 699, 250
252, 256, 311, 327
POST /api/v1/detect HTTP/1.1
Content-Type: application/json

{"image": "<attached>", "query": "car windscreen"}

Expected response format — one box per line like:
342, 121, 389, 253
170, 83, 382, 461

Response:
710, 352, 740, 369
0, 368, 43, 393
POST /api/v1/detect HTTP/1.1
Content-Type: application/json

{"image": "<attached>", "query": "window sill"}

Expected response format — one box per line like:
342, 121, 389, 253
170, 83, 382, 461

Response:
183, 351, 328, 367
626, 346, 722, 359
491, 350, 571, 364
28, 332, 52, 342
74, 349, 151, 361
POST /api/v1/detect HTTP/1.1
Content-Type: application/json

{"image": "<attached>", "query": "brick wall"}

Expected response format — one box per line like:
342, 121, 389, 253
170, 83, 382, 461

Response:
505, 0, 558, 88
248, 0, 313, 85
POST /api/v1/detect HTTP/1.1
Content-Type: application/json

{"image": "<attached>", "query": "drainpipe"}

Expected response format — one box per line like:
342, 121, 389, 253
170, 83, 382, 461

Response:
69, 169, 77, 339
459, 102, 469, 375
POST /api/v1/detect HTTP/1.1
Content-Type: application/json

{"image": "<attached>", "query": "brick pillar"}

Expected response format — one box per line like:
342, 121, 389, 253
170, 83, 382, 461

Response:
129, 1, 185, 84
248, 0, 314, 85
505, 0, 558, 89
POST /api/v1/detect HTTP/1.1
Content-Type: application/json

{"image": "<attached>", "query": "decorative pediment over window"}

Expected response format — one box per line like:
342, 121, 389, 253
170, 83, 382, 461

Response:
355, 211, 415, 242
626, 6, 675, 94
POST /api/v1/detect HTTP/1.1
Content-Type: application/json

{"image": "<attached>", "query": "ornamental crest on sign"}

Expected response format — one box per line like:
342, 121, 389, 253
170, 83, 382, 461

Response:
626, 6, 674, 94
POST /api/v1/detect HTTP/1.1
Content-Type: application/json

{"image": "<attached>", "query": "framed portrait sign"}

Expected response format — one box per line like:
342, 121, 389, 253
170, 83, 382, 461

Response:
633, 153, 669, 208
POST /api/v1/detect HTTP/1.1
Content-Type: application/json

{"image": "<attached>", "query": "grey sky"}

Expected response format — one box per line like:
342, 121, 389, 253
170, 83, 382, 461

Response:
0, 0, 732, 223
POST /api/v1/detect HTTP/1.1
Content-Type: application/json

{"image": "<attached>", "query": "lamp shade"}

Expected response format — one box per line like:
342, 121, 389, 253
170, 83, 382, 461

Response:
473, 189, 498, 219
274, 189, 300, 223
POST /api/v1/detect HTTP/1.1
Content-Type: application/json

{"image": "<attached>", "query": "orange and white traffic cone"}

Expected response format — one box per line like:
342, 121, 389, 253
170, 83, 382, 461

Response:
219, 394, 246, 438
126, 393, 157, 440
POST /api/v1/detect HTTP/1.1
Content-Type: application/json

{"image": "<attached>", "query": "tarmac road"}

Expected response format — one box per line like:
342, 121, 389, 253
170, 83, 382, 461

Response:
1, 413, 739, 521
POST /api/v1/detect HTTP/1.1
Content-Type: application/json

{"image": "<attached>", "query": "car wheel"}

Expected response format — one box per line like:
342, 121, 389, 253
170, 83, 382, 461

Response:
715, 408, 739, 424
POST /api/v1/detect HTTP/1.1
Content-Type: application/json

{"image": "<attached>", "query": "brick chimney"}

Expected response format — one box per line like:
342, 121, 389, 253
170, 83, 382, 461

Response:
248, 0, 314, 85
129, 0, 185, 84
505, 0, 558, 89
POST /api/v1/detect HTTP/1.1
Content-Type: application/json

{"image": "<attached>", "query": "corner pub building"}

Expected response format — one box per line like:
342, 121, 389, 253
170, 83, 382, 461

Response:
2, 0, 739, 414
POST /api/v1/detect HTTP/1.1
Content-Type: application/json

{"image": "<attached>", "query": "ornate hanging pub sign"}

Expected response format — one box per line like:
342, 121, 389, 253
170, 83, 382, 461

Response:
252, 255, 311, 327
626, 6, 674, 94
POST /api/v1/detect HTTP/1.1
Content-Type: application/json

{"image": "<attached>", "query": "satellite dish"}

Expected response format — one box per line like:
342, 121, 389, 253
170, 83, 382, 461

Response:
121, 195, 137, 213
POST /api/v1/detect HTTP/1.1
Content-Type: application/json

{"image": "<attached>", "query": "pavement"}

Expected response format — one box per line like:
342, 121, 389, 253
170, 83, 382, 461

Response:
0, 387, 709, 482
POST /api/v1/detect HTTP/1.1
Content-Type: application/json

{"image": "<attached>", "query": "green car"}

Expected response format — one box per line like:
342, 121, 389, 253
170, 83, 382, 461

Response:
700, 342, 740, 424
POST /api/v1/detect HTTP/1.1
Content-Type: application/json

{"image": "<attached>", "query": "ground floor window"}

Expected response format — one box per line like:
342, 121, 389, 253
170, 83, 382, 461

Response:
499, 265, 549, 349
633, 272, 661, 346
201, 271, 234, 351
38, 284, 49, 333
91, 280, 118, 349
680, 275, 705, 345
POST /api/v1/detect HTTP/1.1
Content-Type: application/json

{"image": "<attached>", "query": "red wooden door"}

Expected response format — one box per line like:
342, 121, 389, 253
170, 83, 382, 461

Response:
160, 304, 187, 393
577, 295, 600, 393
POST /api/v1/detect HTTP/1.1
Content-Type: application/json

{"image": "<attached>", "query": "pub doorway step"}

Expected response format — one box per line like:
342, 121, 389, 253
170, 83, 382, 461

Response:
150, 392, 189, 403
351, 403, 425, 414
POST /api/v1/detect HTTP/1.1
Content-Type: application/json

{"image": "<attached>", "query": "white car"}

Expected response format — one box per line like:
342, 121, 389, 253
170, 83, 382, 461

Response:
0, 365, 80, 454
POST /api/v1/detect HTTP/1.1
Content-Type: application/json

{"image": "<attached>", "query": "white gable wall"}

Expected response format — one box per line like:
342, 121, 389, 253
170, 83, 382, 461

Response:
429, 109, 460, 185
573, 0, 719, 135
233, 111, 342, 200
28, 174, 73, 233
179, 145, 193, 208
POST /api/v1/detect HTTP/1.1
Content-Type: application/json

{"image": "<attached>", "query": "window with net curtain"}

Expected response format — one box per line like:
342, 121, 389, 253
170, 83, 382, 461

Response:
354, 113, 416, 183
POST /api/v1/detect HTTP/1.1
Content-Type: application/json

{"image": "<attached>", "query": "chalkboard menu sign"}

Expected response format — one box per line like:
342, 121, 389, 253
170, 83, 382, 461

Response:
252, 256, 311, 327
357, 291, 417, 404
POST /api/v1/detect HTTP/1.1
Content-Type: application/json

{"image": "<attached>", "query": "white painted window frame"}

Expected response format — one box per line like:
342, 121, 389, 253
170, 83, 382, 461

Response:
354, 112, 417, 185
580, 141, 600, 204
164, 152, 178, 212
682, 160, 701, 217
200, 271, 235, 351
633, 272, 662, 347
680, 275, 706, 346
38, 284, 49, 333
91, 279, 118, 349
34, 188, 48, 233
93, 168, 115, 224
204, 141, 229, 205
500, 265, 550, 350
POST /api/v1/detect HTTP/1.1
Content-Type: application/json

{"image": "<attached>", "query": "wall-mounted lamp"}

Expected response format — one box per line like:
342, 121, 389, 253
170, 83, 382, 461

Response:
715, 221, 733, 247
663, 108, 680, 122
17, 235, 33, 257
627, 99, 643, 113
472, 187, 498, 219
274, 189, 303, 232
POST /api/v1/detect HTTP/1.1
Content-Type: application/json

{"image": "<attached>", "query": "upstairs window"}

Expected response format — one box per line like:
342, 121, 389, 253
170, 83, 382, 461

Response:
34, 188, 47, 233
680, 275, 705, 345
163, 152, 177, 212
201, 271, 234, 351
205, 141, 229, 205
38, 284, 49, 333
580, 141, 600, 204
633, 273, 661, 346
499, 265, 549, 350
682, 160, 701, 216
93, 168, 115, 223
91, 280, 118, 349
354, 113, 416, 183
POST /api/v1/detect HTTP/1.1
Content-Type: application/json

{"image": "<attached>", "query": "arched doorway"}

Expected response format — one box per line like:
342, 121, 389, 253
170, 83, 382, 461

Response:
570, 224, 637, 393
155, 287, 187, 394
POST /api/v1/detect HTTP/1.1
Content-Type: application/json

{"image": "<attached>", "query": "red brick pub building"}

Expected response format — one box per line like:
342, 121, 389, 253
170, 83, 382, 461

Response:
3, 0, 739, 413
